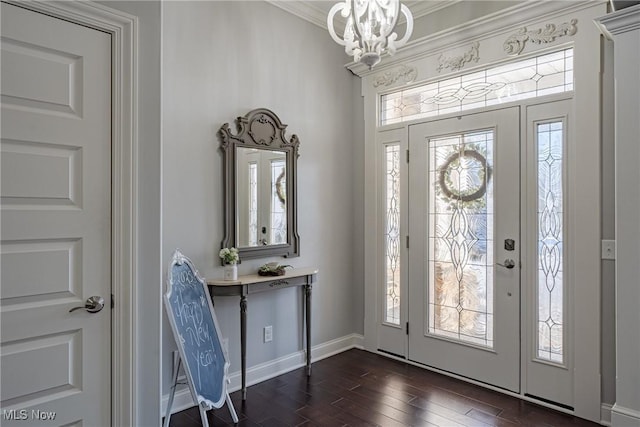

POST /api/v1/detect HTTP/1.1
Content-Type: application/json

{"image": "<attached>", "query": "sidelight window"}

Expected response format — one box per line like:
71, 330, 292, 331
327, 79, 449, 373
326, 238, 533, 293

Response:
384, 144, 401, 325
536, 121, 565, 363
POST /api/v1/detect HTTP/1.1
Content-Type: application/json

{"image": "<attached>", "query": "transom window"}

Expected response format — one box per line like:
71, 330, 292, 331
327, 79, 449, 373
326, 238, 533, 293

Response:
380, 48, 573, 126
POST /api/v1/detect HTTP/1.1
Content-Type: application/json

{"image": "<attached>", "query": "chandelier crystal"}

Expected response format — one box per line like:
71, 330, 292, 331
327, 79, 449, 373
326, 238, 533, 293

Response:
327, 0, 413, 69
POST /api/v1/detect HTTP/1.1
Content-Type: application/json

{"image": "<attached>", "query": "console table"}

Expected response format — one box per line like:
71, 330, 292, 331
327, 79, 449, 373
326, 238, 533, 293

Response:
207, 267, 317, 400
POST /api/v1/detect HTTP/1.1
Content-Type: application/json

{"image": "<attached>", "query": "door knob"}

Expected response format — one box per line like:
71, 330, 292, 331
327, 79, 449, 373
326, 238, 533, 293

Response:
496, 259, 516, 269
69, 296, 105, 313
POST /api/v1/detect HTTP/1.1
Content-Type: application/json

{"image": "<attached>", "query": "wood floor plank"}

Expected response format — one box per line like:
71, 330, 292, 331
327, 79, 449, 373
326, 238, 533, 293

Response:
295, 403, 351, 426
331, 396, 419, 427
350, 383, 492, 427
165, 349, 601, 426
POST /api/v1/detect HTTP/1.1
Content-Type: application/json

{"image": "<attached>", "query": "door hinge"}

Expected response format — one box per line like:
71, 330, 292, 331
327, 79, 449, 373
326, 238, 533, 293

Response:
111, 294, 114, 309
406, 149, 410, 163
406, 322, 409, 335
406, 235, 409, 249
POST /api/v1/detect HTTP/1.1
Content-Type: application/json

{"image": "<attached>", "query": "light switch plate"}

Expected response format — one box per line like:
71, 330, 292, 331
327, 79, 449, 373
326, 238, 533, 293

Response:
264, 325, 273, 343
601, 239, 616, 260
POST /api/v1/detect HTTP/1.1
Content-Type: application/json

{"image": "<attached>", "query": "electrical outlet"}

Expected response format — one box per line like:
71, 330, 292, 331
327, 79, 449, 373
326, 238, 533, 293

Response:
602, 239, 616, 260
264, 325, 273, 343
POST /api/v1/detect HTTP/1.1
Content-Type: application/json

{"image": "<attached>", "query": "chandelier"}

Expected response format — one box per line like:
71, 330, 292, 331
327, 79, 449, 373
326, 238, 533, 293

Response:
327, 0, 413, 69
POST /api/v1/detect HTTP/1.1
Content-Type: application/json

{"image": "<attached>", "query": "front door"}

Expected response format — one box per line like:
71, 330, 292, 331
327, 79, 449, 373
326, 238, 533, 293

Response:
407, 108, 520, 392
1, 3, 112, 425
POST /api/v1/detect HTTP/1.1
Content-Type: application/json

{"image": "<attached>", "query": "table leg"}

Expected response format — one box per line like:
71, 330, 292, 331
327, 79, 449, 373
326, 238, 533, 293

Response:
240, 295, 247, 400
305, 283, 312, 376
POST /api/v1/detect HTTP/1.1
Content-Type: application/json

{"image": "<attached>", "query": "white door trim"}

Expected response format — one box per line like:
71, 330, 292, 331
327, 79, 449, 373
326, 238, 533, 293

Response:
3, 1, 140, 425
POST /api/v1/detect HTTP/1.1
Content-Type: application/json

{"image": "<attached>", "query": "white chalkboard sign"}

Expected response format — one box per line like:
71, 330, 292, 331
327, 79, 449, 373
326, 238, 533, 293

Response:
163, 250, 238, 426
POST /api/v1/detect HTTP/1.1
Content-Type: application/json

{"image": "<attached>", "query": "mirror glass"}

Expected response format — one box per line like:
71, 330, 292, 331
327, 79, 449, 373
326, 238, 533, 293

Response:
235, 148, 287, 247
219, 108, 299, 260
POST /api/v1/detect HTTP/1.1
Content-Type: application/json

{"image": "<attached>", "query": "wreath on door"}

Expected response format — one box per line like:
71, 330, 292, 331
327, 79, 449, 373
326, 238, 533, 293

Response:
275, 170, 286, 206
438, 148, 491, 203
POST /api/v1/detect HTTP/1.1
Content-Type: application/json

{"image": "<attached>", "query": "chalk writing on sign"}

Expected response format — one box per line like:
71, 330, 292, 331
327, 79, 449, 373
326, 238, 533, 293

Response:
168, 262, 224, 401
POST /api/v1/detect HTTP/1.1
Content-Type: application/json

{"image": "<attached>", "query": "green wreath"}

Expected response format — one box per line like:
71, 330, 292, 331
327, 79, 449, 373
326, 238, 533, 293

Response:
438, 149, 491, 203
275, 170, 286, 205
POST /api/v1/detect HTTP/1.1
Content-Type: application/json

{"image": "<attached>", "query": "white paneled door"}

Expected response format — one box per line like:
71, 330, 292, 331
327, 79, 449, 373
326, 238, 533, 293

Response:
1, 3, 112, 425
408, 108, 520, 392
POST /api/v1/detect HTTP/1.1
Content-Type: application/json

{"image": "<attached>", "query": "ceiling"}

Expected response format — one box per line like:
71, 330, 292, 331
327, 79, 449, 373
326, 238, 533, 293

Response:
266, 0, 459, 31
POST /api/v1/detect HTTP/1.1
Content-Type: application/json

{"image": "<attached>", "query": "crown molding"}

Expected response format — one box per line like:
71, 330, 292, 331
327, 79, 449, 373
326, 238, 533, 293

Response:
409, 0, 462, 19
265, 0, 457, 31
265, 0, 329, 29
596, 2, 640, 38
348, 0, 606, 76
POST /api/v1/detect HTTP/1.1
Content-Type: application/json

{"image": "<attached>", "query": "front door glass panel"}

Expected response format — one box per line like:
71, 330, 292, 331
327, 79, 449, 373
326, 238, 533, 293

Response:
428, 130, 495, 348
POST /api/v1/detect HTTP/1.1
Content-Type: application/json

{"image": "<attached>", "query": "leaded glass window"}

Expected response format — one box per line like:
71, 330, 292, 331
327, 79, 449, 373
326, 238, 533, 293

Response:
380, 48, 573, 126
537, 121, 564, 363
248, 162, 259, 247
384, 144, 401, 325
270, 160, 287, 245
428, 131, 494, 348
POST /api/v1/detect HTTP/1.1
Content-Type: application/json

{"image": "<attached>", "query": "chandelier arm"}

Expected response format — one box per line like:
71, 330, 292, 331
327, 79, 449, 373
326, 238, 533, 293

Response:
382, 0, 401, 36
395, 4, 413, 48
327, 3, 349, 46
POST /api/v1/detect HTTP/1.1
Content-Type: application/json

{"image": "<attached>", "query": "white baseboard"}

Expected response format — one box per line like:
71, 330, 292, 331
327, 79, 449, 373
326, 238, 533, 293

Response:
601, 403, 613, 426
611, 403, 640, 426
161, 333, 364, 416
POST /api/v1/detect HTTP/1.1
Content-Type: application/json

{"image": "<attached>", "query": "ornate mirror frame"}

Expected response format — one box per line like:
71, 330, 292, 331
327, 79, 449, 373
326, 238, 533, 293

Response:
219, 108, 300, 260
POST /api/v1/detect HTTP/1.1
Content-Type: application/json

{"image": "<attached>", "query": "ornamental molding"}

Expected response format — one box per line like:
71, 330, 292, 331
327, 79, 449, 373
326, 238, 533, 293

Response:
373, 64, 418, 88
504, 18, 578, 56
437, 42, 480, 73
348, 2, 598, 76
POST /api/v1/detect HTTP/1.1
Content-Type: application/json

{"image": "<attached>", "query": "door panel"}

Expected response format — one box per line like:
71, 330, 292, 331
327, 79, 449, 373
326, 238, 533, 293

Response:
408, 108, 520, 392
1, 3, 111, 425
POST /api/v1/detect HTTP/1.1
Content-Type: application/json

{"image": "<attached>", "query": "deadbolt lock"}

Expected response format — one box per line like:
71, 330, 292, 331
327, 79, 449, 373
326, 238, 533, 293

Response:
504, 238, 515, 251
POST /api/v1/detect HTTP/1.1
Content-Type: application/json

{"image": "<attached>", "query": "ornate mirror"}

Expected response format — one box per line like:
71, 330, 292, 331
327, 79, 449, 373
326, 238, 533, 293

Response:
219, 108, 300, 260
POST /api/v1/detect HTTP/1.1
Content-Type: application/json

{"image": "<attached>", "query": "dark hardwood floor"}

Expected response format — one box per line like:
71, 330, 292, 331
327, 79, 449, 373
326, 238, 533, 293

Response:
166, 349, 600, 427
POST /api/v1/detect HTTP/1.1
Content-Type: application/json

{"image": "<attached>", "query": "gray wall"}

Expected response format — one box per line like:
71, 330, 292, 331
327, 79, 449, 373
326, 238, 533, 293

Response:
409, 1, 524, 40
161, 0, 361, 396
